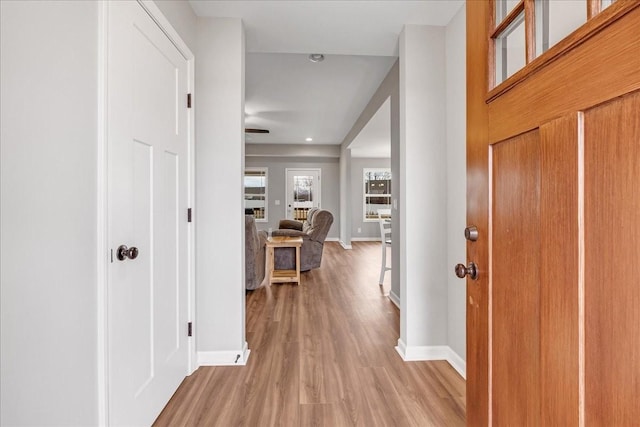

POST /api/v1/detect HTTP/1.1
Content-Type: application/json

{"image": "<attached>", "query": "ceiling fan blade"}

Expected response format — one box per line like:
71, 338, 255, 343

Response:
245, 128, 270, 134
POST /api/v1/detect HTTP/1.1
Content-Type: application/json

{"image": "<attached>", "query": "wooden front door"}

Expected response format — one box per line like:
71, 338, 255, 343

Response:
466, 1, 640, 425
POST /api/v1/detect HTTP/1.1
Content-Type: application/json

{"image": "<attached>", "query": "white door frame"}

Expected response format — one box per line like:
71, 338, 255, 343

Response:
96, 1, 196, 425
285, 168, 322, 220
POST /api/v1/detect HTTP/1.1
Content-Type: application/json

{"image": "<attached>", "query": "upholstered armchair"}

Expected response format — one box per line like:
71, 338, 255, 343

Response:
272, 208, 334, 272
245, 215, 268, 290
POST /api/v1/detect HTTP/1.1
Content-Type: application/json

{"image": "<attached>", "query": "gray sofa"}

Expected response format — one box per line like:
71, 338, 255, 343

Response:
245, 215, 268, 290
272, 208, 334, 272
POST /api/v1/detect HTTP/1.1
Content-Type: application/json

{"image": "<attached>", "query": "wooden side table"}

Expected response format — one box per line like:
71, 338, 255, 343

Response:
266, 236, 304, 285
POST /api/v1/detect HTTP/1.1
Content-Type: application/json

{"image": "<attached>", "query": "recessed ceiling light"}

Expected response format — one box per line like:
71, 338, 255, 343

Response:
305, 137, 313, 142
308, 54, 324, 63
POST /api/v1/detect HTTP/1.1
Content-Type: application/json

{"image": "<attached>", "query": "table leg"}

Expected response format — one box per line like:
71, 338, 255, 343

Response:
295, 245, 301, 285
268, 246, 275, 285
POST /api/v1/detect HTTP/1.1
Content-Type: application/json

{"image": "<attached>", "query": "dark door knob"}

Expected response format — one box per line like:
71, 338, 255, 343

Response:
117, 245, 139, 261
455, 262, 478, 280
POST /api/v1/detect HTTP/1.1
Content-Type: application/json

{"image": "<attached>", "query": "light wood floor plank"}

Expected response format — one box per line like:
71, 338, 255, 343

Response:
154, 242, 465, 426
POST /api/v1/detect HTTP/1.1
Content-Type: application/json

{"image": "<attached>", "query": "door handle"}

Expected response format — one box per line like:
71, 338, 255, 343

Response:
455, 262, 478, 280
117, 245, 139, 261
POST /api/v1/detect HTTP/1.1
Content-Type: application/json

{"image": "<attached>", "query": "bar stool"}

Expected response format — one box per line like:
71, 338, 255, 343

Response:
377, 209, 392, 286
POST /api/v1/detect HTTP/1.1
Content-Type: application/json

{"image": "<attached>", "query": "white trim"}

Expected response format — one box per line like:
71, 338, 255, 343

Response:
351, 237, 381, 242
325, 237, 340, 242
339, 240, 353, 250
395, 342, 449, 360
388, 290, 400, 309
447, 348, 467, 379
395, 340, 466, 379
197, 342, 251, 366
186, 56, 196, 375
137, 0, 194, 60
96, 2, 109, 425
395, 338, 408, 358
244, 167, 269, 222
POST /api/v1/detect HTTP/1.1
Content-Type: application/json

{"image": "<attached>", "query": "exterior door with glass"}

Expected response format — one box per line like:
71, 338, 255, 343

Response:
285, 169, 321, 221
466, 1, 640, 425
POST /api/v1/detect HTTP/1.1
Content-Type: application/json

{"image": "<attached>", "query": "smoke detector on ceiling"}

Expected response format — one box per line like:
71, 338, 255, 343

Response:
308, 54, 325, 63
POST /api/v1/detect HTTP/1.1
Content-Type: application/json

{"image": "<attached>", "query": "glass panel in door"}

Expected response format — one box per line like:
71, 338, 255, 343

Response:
286, 169, 320, 221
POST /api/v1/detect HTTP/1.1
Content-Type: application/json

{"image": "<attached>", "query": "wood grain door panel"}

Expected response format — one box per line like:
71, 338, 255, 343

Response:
539, 114, 581, 426
491, 131, 541, 425
584, 90, 640, 425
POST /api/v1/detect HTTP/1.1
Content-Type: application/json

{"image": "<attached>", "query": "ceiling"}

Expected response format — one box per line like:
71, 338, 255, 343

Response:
245, 53, 395, 145
189, 0, 463, 154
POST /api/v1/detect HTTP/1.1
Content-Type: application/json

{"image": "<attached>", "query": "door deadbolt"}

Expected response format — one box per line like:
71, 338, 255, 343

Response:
455, 262, 478, 280
464, 226, 479, 242
117, 245, 139, 261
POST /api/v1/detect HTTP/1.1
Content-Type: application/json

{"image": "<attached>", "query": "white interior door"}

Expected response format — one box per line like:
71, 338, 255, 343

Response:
107, 2, 189, 425
285, 168, 321, 221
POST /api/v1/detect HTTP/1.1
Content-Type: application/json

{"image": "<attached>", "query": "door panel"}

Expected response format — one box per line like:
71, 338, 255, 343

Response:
157, 151, 180, 361
108, 2, 189, 425
539, 114, 581, 426
130, 139, 153, 393
491, 131, 541, 425
584, 91, 640, 425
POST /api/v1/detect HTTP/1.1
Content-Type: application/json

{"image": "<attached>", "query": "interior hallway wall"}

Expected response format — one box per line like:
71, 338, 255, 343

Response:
446, 4, 467, 371
398, 24, 449, 356
1, 2, 100, 425
340, 61, 400, 301
339, 147, 353, 248
195, 17, 248, 362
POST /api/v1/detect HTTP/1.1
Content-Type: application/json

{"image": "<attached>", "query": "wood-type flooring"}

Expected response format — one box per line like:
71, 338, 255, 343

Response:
154, 242, 466, 426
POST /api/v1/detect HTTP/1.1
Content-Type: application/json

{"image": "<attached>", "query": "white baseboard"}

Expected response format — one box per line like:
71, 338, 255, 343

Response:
197, 341, 251, 366
395, 339, 408, 359
387, 290, 400, 309
395, 340, 466, 379
325, 237, 339, 242
351, 237, 381, 242
339, 240, 352, 250
446, 348, 466, 379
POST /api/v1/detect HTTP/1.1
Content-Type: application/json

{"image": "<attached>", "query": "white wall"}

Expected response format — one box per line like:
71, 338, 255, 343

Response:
339, 147, 353, 248
1, 1, 201, 424
195, 18, 248, 360
446, 5, 467, 370
388, 67, 401, 306
154, 0, 197, 52
339, 61, 400, 301
246, 143, 340, 158
398, 25, 449, 355
245, 157, 340, 238
0, 1, 99, 425
350, 158, 391, 239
